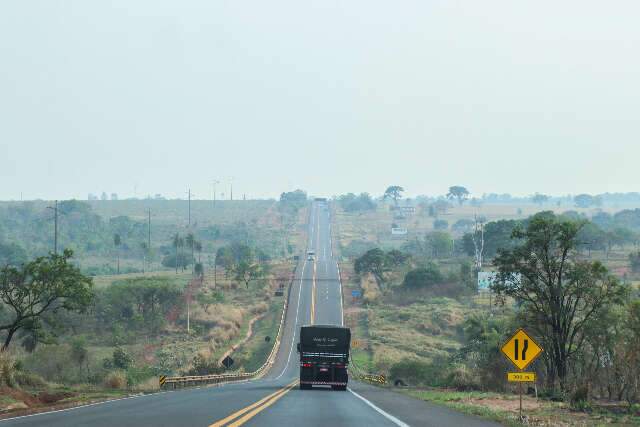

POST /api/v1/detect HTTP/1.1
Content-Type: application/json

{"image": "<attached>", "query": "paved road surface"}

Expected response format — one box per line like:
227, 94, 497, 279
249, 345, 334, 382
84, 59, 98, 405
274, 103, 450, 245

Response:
2, 202, 501, 427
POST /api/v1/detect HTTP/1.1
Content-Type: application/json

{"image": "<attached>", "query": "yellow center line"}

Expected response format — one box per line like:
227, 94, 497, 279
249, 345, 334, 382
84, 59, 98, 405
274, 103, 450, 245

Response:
226, 381, 297, 427
208, 380, 297, 427
311, 261, 316, 325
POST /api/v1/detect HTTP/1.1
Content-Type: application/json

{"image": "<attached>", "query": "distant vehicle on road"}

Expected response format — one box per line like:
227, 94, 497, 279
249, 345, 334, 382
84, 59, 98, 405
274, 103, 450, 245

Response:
307, 255, 314, 261
297, 325, 351, 391
307, 250, 315, 261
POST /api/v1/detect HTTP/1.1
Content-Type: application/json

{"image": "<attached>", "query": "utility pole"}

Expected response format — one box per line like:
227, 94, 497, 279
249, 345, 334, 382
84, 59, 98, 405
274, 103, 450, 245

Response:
230, 182, 233, 201
185, 189, 196, 227
47, 200, 59, 254
212, 180, 219, 207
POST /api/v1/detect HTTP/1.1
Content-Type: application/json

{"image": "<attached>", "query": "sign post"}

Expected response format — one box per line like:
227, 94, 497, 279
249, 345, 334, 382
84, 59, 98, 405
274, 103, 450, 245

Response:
500, 328, 543, 420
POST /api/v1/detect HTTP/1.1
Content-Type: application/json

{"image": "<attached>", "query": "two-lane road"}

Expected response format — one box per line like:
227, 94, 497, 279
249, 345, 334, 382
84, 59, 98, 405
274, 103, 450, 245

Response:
2, 202, 500, 427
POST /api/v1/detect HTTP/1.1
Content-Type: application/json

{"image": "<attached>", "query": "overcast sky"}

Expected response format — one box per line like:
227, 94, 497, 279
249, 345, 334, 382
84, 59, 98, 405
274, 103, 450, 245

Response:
1, 1, 639, 201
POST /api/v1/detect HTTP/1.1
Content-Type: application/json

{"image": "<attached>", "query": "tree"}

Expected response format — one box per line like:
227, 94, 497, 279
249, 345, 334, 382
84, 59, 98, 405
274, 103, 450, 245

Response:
112, 347, 132, 369
492, 212, 627, 391
426, 231, 453, 258
574, 194, 598, 208
531, 193, 550, 206
462, 219, 519, 259
447, 186, 470, 206
139, 242, 148, 273
195, 241, 203, 264
383, 186, 404, 206
113, 233, 121, 274
70, 337, 89, 378
0, 242, 28, 267
172, 233, 184, 274
197, 289, 224, 313
0, 249, 94, 350
402, 264, 443, 289
338, 193, 376, 212
354, 248, 409, 289
185, 233, 195, 274
354, 248, 390, 287
232, 260, 263, 288
385, 249, 410, 269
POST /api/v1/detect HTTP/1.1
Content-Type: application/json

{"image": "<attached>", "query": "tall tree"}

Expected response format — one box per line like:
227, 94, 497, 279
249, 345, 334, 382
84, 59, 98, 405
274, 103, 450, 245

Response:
0, 249, 94, 350
531, 193, 550, 206
185, 233, 195, 274
383, 186, 404, 206
172, 233, 184, 274
195, 241, 203, 264
232, 260, 263, 288
140, 242, 148, 273
492, 212, 627, 391
447, 186, 470, 206
113, 233, 121, 274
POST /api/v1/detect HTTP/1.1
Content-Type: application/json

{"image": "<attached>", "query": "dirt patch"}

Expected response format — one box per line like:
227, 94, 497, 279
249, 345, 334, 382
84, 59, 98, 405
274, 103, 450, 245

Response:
0, 387, 40, 408
469, 396, 541, 412
37, 391, 74, 404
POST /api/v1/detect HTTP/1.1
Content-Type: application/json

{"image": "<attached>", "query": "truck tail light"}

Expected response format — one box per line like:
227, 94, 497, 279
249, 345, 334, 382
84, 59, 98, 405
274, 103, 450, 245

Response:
301, 363, 313, 368
335, 364, 345, 368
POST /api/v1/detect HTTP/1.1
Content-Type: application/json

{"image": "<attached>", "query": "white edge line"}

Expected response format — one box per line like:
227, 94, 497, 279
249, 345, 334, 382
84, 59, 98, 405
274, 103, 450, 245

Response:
348, 388, 410, 427
274, 258, 306, 380
0, 390, 174, 423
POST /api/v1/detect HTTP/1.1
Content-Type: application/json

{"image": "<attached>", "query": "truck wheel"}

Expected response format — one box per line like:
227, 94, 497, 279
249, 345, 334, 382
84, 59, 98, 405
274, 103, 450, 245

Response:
300, 383, 311, 390
332, 385, 347, 391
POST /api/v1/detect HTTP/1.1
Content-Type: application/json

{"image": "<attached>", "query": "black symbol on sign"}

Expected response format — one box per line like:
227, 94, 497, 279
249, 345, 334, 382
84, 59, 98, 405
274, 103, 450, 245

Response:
514, 339, 529, 360
222, 356, 234, 369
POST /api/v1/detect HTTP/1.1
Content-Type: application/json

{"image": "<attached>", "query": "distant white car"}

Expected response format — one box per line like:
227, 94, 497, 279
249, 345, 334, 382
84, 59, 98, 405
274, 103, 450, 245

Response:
307, 255, 314, 261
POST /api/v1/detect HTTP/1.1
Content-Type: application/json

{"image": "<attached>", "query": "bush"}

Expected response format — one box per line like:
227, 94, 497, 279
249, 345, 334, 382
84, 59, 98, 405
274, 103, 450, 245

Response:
389, 357, 449, 387
14, 370, 47, 388
104, 371, 127, 389
187, 351, 223, 376
0, 353, 16, 387
113, 347, 133, 370
446, 365, 479, 391
403, 264, 444, 289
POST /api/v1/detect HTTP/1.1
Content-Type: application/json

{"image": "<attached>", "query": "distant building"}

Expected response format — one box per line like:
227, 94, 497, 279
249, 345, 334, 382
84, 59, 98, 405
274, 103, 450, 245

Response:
391, 227, 408, 236
400, 206, 416, 216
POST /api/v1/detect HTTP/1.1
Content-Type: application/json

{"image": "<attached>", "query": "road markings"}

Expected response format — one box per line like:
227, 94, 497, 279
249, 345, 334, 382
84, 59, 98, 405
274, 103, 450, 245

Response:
310, 261, 316, 324
337, 262, 344, 326
274, 258, 306, 380
209, 380, 297, 427
347, 388, 410, 427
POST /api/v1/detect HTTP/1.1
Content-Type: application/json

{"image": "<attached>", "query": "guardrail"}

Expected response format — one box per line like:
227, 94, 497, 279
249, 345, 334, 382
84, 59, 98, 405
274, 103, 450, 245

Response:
160, 264, 297, 389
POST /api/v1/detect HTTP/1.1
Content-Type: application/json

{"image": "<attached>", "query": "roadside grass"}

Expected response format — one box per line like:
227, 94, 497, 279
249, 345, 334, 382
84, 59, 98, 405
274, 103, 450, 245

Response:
232, 299, 284, 373
405, 389, 640, 427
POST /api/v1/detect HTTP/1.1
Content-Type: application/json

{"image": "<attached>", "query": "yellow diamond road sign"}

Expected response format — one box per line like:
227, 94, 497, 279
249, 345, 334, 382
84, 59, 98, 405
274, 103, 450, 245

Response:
500, 328, 543, 371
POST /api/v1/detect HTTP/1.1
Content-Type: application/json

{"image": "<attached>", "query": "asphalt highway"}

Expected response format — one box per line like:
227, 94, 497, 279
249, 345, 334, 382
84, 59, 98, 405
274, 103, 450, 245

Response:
2, 202, 501, 427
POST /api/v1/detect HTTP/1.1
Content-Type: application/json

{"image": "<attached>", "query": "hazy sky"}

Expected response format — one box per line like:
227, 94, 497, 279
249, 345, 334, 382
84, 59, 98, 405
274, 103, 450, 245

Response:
2, 1, 639, 201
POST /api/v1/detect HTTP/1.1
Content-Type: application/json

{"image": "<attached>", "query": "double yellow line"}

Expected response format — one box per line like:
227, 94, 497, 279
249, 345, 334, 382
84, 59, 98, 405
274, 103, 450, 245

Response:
310, 261, 317, 325
209, 380, 298, 427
